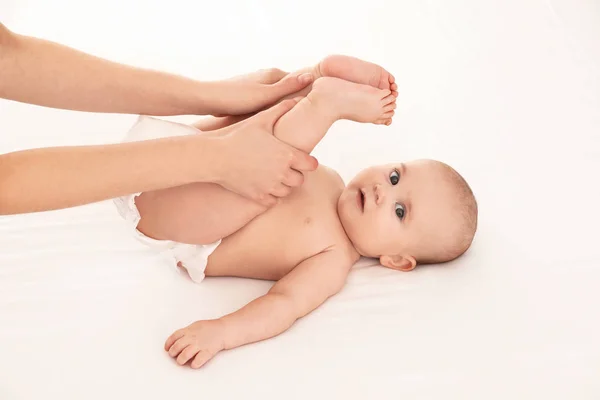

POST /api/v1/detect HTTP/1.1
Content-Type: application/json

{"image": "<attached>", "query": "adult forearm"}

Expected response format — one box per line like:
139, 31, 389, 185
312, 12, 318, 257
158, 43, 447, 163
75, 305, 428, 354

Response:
0, 24, 215, 116
0, 135, 224, 215
219, 293, 298, 350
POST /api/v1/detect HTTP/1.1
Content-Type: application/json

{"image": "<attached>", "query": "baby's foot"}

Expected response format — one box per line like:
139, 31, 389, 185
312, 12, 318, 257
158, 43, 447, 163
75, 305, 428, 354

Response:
308, 77, 396, 125
315, 55, 398, 96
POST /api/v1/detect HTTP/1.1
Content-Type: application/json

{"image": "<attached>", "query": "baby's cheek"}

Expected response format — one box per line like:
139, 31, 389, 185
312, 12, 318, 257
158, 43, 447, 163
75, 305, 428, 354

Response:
375, 211, 394, 233
381, 213, 404, 248
361, 214, 390, 249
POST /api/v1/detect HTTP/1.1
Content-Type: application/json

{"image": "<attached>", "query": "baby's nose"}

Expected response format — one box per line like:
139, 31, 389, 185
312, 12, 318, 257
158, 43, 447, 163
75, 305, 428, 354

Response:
374, 184, 385, 205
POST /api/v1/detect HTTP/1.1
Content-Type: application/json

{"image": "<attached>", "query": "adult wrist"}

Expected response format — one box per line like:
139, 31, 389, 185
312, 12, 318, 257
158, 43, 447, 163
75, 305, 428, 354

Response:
185, 134, 229, 185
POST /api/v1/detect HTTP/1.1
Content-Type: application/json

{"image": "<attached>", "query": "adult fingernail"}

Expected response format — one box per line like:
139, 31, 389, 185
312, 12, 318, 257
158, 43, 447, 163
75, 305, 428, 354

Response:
298, 73, 313, 84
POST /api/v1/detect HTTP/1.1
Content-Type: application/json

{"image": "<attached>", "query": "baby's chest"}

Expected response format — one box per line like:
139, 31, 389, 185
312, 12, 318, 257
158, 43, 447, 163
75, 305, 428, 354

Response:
207, 190, 343, 279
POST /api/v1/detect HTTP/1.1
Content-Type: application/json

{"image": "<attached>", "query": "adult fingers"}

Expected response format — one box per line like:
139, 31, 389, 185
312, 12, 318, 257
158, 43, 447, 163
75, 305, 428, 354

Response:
255, 192, 278, 208
258, 68, 289, 84
270, 183, 292, 198
269, 72, 313, 99
282, 169, 305, 188
289, 149, 319, 173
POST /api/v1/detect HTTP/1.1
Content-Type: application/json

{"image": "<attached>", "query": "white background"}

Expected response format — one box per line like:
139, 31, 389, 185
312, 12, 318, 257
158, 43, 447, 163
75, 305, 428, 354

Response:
1, 0, 599, 398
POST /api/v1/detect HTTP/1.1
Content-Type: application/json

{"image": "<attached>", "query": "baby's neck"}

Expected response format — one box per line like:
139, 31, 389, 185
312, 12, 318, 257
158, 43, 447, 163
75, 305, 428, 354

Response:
335, 199, 366, 259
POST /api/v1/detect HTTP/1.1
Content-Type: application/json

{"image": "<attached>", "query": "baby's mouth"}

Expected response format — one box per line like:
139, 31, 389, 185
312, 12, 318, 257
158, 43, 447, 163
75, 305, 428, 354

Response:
357, 189, 365, 212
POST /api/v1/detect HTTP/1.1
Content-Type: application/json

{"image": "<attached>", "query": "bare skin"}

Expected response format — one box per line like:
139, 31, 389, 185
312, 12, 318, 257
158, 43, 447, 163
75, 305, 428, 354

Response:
158, 77, 381, 369
135, 57, 397, 245
285, 54, 399, 110
147, 60, 477, 369
133, 57, 399, 369
209, 55, 399, 122
0, 24, 322, 213
136, 77, 393, 244
0, 23, 315, 116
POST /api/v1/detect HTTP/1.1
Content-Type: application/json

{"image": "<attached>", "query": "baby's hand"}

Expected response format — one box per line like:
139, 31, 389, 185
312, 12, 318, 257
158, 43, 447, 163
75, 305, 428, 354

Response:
164, 320, 225, 369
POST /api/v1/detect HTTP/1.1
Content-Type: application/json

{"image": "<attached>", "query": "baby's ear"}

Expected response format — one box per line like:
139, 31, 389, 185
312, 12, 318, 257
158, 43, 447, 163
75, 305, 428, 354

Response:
380, 254, 416, 272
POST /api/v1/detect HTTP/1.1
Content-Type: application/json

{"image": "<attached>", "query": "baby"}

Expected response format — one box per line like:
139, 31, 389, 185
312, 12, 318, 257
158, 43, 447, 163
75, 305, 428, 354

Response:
114, 55, 478, 369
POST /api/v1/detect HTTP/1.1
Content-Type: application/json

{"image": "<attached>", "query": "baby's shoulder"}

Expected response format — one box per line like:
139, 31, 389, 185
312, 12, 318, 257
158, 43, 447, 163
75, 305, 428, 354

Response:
306, 165, 345, 199
314, 165, 344, 187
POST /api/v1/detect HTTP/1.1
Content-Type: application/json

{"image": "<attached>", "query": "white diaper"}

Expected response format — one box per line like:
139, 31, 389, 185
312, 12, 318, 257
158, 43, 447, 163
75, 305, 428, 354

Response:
113, 116, 221, 284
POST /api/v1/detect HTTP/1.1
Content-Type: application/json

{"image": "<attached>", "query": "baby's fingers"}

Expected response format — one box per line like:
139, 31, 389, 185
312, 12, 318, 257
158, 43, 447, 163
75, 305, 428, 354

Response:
177, 345, 201, 366
165, 329, 185, 351
191, 350, 214, 369
168, 337, 190, 358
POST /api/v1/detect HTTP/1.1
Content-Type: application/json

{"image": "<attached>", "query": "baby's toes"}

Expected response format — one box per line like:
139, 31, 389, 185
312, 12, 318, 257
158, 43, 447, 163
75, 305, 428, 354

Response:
383, 103, 397, 113
381, 93, 396, 106
385, 73, 396, 90
377, 110, 395, 121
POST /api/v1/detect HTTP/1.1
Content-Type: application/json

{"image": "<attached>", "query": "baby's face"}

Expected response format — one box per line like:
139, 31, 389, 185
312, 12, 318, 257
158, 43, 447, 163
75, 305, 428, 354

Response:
337, 160, 461, 266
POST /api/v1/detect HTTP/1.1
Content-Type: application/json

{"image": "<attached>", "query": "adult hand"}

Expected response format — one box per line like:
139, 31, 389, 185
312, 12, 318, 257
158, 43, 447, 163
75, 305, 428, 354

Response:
216, 100, 318, 207
211, 70, 314, 116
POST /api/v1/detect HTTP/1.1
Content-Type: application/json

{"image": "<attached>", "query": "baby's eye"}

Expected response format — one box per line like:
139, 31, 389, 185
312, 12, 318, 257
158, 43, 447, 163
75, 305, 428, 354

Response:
395, 203, 405, 220
389, 169, 400, 185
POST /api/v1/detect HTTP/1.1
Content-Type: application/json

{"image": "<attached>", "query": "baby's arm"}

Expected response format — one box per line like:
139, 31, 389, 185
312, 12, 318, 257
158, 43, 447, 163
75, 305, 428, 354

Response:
164, 250, 354, 368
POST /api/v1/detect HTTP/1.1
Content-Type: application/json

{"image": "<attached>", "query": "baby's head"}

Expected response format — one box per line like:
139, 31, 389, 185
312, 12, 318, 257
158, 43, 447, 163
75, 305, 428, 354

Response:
337, 159, 478, 271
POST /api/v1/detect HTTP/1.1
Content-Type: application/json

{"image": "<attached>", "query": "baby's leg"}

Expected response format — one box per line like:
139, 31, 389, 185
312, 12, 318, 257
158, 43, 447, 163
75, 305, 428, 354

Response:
135, 78, 395, 245
134, 117, 263, 245
274, 77, 395, 153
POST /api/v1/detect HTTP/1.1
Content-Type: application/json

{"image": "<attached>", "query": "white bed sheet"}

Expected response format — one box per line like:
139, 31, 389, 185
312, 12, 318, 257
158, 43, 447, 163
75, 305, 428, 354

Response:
1, 0, 599, 398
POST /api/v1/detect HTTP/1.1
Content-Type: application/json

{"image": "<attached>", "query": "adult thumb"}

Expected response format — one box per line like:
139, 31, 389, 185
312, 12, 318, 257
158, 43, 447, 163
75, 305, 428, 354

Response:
270, 72, 314, 98
290, 148, 319, 173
